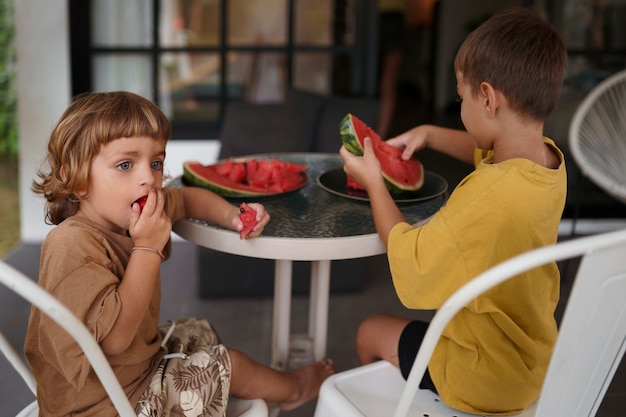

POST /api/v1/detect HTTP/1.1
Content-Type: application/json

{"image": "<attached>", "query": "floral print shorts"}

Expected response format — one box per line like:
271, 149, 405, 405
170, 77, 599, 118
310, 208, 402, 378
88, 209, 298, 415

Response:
135, 318, 232, 417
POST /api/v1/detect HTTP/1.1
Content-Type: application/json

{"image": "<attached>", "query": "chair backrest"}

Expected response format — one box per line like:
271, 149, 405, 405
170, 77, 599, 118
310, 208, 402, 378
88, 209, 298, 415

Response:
394, 228, 626, 417
0, 261, 137, 417
569, 68, 626, 204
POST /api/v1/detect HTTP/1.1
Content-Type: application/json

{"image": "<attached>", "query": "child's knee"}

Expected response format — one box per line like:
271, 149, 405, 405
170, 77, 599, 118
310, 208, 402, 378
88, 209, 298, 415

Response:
356, 315, 385, 360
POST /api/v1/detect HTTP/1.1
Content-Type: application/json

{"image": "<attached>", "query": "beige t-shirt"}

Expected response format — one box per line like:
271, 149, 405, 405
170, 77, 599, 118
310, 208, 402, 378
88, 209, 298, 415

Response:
388, 139, 566, 414
25, 188, 185, 416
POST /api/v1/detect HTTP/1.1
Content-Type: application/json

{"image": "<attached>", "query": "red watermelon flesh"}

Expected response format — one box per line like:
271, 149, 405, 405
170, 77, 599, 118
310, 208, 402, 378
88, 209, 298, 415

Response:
346, 176, 365, 191
239, 203, 258, 238
228, 162, 246, 183
215, 158, 234, 176
183, 159, 308, 196
340, 114, 424, 193
134, 195, 148, 211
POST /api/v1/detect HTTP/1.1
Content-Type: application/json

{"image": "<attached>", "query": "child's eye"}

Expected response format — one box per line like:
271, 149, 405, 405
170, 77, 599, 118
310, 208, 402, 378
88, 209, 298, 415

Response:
151, 160, 163, 170
118, 161, 132, 171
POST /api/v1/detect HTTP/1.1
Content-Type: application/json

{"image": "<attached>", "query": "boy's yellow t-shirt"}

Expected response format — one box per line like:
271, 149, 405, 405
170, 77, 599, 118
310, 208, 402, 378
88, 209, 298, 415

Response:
388, 139, 566, 415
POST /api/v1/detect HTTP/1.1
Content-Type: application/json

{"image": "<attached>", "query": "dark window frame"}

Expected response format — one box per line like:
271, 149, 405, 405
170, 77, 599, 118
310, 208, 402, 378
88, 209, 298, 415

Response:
69, 0, 379, 139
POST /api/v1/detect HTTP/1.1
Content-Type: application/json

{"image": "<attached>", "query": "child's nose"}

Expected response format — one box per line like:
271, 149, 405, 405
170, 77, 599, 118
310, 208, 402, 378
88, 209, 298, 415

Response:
139, 165, 157, 186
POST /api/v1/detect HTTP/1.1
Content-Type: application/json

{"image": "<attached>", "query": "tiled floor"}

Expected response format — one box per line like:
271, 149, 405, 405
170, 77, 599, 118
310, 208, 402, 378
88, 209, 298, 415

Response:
2, 235, 625, 417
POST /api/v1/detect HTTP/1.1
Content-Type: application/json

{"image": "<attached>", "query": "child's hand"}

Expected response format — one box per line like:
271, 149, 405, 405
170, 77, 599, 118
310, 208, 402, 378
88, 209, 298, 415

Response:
232, 202, 269, 239
386, 126, 429, 160
129, 188, 172, 250
340, 138, 385, 192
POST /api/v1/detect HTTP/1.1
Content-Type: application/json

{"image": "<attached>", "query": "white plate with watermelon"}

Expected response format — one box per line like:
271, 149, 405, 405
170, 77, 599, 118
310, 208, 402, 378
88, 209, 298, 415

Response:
317, 168, 448, 204
183, 158, 309, 198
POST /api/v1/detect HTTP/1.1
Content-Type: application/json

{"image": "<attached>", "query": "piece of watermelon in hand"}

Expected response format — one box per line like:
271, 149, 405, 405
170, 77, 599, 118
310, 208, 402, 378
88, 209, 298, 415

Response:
239, 203, 259, 239
346, 176, 365, 191
134, 195, 148, 211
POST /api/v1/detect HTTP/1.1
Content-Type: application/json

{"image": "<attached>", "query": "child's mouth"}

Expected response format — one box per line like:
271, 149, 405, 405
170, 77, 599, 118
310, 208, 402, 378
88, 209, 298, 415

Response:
134, 195, 148, 210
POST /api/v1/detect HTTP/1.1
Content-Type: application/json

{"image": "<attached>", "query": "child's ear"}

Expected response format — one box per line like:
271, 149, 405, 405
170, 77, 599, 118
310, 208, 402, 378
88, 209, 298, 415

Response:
480, 82, 500, 117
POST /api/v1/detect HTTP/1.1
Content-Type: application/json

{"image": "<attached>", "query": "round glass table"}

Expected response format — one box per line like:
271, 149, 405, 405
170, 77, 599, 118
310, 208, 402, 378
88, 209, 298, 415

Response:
171, 153, 447, 369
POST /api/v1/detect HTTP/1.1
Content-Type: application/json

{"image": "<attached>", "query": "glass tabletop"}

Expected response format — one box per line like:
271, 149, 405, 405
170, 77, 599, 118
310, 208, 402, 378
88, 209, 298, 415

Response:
170, 152, 446, 240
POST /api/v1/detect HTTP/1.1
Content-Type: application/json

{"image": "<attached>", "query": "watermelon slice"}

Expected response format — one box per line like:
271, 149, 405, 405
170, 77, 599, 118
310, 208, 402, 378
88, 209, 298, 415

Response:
340, 113, 424, 195
239, 203, 258, 238
183, 158, 308, 197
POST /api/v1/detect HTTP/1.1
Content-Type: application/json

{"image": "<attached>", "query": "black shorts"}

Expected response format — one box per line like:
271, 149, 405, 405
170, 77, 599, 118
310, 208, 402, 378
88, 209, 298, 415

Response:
398, 320, 438, 393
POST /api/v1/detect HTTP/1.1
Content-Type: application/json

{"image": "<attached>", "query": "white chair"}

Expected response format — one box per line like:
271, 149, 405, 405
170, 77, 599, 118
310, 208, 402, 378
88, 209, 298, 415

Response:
569, 68, 626, 205
314, 228, 626, 417
0, 260, 268, 417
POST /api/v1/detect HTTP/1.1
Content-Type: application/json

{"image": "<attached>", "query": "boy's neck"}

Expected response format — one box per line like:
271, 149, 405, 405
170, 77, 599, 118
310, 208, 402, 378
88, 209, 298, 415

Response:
491, 121, 552, 167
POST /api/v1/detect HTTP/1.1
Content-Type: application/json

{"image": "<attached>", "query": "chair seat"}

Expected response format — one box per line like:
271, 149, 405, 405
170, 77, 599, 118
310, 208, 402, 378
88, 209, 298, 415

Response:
315, 361, 538, 417
15, 401, 38, 417
228, 398, 268, 416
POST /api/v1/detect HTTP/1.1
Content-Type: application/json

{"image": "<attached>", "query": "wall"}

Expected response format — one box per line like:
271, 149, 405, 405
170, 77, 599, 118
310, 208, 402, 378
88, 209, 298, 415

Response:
15, 0, 68, 242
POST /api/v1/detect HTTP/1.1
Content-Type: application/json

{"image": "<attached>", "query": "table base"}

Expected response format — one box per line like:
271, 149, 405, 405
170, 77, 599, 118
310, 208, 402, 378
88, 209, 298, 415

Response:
272, 259, 331, 370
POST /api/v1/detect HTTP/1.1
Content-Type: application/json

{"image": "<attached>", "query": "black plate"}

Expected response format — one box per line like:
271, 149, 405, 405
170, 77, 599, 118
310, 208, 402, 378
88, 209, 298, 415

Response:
316, 168, 448, 203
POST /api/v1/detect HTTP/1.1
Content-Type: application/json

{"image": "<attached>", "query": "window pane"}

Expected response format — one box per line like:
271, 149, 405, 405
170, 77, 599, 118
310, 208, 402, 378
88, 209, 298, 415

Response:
93, 54, 153, 99
561, 0, 626, 50
293, 53, 333, 95
160, 52, 221, 123
160, 0, 220, 47
92, 0, 153, 47
228, 0, 287, 45
295, 0, 333, 45
231, 52, 287, 102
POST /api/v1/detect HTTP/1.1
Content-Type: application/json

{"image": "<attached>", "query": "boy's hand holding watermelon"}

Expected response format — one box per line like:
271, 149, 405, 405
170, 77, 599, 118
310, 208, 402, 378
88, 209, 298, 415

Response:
340, 114, 424, 196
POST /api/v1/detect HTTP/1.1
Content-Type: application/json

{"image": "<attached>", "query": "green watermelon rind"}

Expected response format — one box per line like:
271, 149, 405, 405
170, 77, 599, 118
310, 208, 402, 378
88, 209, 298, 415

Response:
183, 160, 309, 197
383, 168, 425, 196
339, 113, 424, 195
340, 114, 364, 156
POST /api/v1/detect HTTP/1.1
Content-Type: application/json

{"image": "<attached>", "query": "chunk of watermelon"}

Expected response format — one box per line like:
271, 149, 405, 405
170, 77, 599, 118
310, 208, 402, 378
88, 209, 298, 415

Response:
340, 113, 424, 195
183, 158, 308, 196
239, 203, 258, 238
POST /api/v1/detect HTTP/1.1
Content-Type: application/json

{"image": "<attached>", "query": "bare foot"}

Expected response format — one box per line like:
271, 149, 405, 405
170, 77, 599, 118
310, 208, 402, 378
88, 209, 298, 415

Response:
279, 358, 336, 411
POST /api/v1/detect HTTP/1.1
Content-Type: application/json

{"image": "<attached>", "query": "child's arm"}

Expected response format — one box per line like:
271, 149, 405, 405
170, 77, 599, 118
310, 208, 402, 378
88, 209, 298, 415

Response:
340, 139, 405, 248
386, 125, 476, 165
101, 188, 172, 355
177, 186, 270, 238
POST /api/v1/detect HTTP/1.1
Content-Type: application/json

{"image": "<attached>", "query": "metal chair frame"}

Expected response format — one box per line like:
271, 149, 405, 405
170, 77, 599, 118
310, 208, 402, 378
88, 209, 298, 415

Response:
0, 261, 268, 417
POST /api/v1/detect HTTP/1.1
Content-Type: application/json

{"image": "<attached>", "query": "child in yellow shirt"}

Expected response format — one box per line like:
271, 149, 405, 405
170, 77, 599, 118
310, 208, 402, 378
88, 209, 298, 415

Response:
340, 7, 568, 414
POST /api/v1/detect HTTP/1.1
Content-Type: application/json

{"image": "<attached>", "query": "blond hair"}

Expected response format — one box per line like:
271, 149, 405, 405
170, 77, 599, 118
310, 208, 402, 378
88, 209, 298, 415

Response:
33, 91, 171, 225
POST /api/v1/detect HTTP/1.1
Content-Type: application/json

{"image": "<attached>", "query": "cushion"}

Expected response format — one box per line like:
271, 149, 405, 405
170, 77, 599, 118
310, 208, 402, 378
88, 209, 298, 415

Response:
219, 90, 326, 158
219, 102, 308, 158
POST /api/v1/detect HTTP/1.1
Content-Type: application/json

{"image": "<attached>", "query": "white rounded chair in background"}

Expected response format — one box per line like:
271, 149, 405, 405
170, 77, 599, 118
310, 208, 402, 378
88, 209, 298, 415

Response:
569, 68, 626, 205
